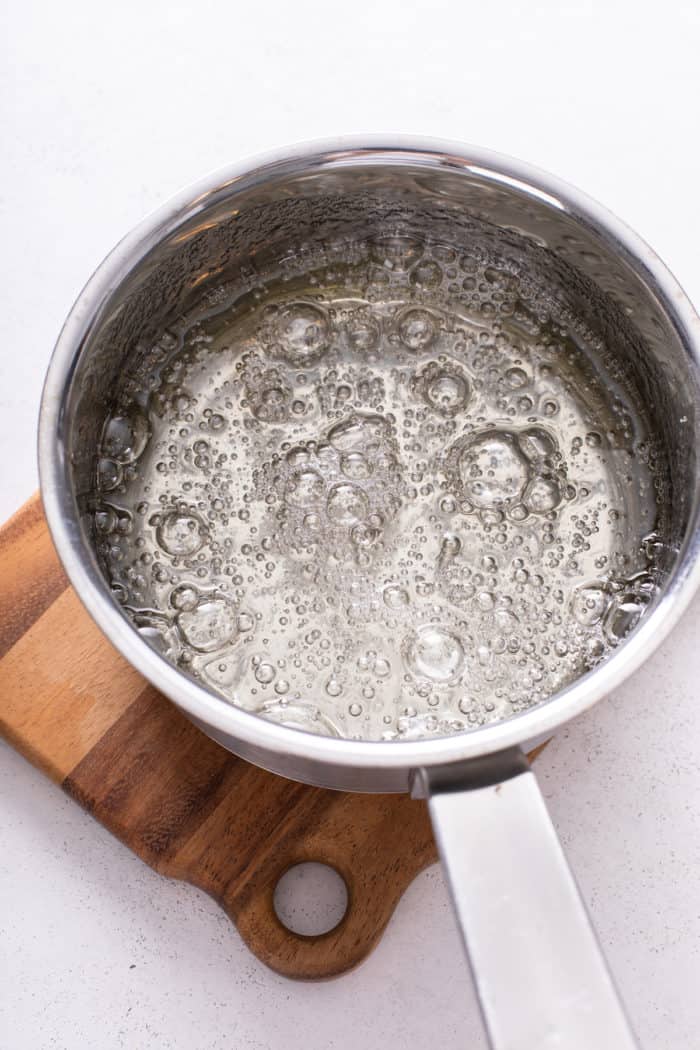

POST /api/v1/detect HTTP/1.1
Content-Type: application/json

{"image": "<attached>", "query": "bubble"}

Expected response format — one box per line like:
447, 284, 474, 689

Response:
273, 302, 329, 365
522, 476, 562, 514
410, 260, 442, 288
369, 235, 423, 270
518, 427, 557, 463
170, 583, 199, 611
249, 372, 290, 422
509, 503, 529, 521
110, 581, 128, 603
413, 360, 471, 417
254, 661, 276, 684
340, 451, 371, 479
177, 598, 237, 652
586, 637, 605, 661
438, 533, 462, 568
94, 507, 117, 534
585, 431, 602, 448
286, 446, 310, 468
327, 483, 369, 527
448, 430, 530, 509
237, 611, 255, 633
403, 624, 466, 683
325, 677, 343, 697
156, 511, 208, 556
102, 409, 150, 464
384, 584, 409, 608
346, 316, 381, 353
258, 700, 341, 736
430, 373, 469, 413
374, 657, 391, 677
97, 458, 121, 492
284, 470, 325, 507
572, 584, 609, 626
505, 367, 528, 389
604, 595, 646, 643
351, 522, 381, 547
397, 308, 439, 351
327, 412, 390, 453
349, 702, 363, 716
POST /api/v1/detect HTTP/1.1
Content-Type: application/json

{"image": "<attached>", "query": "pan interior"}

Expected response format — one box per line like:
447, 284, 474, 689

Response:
62, 156, 697, 744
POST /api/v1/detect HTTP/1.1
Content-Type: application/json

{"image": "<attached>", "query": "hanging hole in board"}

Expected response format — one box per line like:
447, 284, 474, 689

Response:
273, 861, 349, 936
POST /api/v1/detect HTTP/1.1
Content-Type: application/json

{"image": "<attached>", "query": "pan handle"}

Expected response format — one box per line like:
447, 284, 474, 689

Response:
415, 749, 638, 1050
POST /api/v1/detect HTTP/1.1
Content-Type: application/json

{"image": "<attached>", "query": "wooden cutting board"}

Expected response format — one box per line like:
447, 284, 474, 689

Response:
0, 496, 544, 980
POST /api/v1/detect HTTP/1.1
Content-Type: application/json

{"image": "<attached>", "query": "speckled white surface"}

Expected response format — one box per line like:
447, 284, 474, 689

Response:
2, 2, 700, 1047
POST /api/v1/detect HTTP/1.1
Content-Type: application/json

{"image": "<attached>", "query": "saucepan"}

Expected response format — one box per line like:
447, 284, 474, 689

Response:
38, 138, 700, 1049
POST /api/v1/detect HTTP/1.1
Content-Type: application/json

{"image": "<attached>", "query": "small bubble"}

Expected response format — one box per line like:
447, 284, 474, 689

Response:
384, 584, 409, 608
157, 512, 208, 557
340, 451, 371, 479
97, 458, 121, 492
403, 624, 466, 683
327, 483, 369, 526
177, 599, 237, 652
410, 260, 442, 289
346, 316, 381, 353
102, 409, 150, 464
398, 308, 438, 351
370, 235, 423, 270
170, 584, 199, 611
505, 367, 528, 389
273, 302, 330, 365
255, 661, 276, 684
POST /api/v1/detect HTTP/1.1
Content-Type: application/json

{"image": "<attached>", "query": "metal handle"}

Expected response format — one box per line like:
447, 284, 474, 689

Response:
415, 749, 638, 1050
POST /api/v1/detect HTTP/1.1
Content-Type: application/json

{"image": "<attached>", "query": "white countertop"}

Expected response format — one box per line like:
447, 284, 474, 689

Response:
2, 2, 700, 1047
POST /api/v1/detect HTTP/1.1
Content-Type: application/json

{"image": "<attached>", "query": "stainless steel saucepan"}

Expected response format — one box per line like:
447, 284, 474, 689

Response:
39, 139, 700, 1049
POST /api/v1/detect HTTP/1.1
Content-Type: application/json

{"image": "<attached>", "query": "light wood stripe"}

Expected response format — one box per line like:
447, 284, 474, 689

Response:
0, 587, 146, 781
0, 493, 69, 658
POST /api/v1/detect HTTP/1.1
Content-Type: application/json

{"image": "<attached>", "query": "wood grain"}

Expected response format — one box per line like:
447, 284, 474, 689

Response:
0, 493, 68, 658
0, 497, 543, 980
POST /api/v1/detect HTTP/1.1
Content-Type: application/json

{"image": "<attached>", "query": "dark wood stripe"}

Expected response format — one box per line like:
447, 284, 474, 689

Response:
63, 684, 252, 866
0, 494, 69, 658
